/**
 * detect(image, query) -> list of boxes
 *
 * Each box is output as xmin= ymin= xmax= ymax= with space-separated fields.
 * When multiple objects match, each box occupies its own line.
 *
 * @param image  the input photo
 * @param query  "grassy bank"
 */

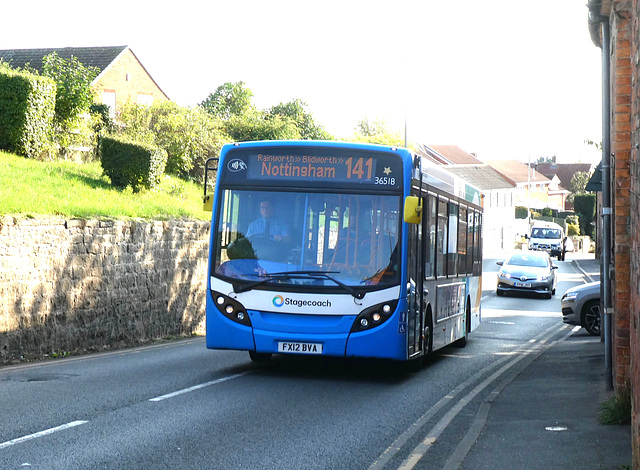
xmin=0 ymin=151 xmax=209 ymax=221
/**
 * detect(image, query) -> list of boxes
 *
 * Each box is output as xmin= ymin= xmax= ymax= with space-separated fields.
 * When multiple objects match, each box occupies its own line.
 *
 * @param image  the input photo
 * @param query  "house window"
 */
xmin=137 ymin=94 xmax=154 ymax=106
xmin=102 ymin=91 xmax=116 ymax=116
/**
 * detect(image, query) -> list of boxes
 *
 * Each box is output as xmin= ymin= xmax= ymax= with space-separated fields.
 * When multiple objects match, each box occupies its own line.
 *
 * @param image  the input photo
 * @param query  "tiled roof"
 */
xmin=445 ymin=164 xmax=515 ymax=190
xmin=428 ymin=145 xmax=483 ymax=164
xmin=535 ymin=162 xmax=593 ymax=189
xmin=485 ymin=159 xmax=550 ymax=185
xmin=417 ymin=144 xmax=483 ymax=165
xmin=0 ymin=46 xmax=128 ymax=73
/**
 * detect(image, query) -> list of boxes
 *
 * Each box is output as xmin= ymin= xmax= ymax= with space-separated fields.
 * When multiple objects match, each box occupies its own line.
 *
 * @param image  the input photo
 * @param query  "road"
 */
xmin=0 ymin=256 xmax=590 ymax=470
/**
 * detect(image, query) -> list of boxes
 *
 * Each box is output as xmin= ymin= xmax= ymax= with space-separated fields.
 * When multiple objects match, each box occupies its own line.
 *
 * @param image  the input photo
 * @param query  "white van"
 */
xmin=526 ymin=221 xmax=568 ymax=261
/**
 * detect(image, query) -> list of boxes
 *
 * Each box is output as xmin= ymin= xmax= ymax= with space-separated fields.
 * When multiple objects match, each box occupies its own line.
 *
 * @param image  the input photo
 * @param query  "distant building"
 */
xmin=0 ymin=46 xmax=169 ymax=115
xmin=534 ymin=160 xmax=593 ymax=210
xmin=484 ymin=159 xmax=558 ymax=211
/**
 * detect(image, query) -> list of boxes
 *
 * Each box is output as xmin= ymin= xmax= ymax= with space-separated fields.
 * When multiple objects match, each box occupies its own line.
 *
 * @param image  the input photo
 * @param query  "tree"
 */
xmin=42 ymin=53 xmax=98 ymax=128
xmin=224 ymin=113 xmax=301 ymax=142
xmin=200 ymin=82 xmax=255 ymax=119
xmin=117 ymin=101 xmax=229 ymax=182
xmin=569 ymin=171 xmax=590 ymax=194
xmin=268 ymin=99 xmax=332 ymax=140
xmin=352 ymin=118 xmax=404 ymax=146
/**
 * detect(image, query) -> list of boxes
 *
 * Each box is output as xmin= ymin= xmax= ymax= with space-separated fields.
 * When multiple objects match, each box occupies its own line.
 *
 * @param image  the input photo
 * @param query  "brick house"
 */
xmin=535 ymin=160 xmax=594 ymax=210
xmin=586 ymin=1 xmax=639 ymax=466
xmin=483 ymin=159 xmax=556 ymax=210
xmin=0 ymin=46 xmax=169 ymax=114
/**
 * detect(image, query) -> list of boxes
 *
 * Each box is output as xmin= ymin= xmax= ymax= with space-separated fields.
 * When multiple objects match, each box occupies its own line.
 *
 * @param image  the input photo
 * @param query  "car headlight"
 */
xmin=537 ymin=275 xmax=550 ymax=281
xmin=562 ymin=291 xmax=578 ymax=302
xmin=498 ymin=271 xmax=511 ymax=279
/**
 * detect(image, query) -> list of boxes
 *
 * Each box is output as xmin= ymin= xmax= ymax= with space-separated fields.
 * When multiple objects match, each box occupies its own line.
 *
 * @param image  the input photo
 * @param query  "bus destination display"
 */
xmin=234 ymin=152 xmax=400 ymax=188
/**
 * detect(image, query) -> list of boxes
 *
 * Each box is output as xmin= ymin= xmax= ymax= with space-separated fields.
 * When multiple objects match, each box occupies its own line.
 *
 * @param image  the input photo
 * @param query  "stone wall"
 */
xmin=0 ymin=217 xmax=210 ymax=363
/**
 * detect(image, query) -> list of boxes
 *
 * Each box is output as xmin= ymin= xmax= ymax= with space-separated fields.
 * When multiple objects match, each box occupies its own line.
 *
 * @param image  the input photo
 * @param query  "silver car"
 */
xmin=496 ymin=250 xmax=558 ymax=299
xmin=560 ymin=281 xmax=601 ymax=336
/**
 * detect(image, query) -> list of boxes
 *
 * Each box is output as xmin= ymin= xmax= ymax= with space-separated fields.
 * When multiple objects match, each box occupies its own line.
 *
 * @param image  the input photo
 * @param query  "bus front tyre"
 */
xmin=249 ymin=351 xmax=272 ymax=363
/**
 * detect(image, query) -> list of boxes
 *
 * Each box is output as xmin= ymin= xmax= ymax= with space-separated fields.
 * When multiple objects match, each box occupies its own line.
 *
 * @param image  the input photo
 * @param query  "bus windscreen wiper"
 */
xmin=233 ymin=272 xmax=295 ymax=293
xmin=233 ymin=270 xmax=364 ymax=299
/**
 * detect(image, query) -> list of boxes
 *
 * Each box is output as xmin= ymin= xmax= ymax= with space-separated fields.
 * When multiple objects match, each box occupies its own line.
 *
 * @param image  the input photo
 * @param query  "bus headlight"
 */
xmin=351 ymin=300 xmax=398 ymax=332
xmin=211 ymin=290 xmax=251 ymax=326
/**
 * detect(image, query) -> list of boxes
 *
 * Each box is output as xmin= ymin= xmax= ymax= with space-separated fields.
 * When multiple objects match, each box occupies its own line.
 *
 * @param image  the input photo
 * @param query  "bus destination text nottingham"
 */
xmin=257 ymin=154 xmax=340 ymax=179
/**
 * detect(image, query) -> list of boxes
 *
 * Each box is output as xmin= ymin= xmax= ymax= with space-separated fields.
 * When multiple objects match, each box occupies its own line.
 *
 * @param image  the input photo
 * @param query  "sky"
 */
xmin=2 ymin=1 xmax=603 ymax=164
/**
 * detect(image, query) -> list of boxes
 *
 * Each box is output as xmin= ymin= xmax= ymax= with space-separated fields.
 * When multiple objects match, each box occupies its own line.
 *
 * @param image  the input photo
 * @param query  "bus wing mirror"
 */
xmin=404 ymin=196 xmax=422 ymax=224
xmin=203 ymin=194 xmax=213 ymax=212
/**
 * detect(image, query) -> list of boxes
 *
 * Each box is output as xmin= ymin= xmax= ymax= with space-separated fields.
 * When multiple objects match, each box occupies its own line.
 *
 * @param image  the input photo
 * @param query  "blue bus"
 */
xmin=203 ymin=141 xmax=483 ymax=364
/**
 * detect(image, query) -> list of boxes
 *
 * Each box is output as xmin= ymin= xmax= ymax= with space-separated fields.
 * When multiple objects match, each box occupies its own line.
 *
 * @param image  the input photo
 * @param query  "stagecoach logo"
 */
xmin=227 ymin=159 xmax=247 ymax=172
xmin=272 ymin=295 xmax=332 ymax=309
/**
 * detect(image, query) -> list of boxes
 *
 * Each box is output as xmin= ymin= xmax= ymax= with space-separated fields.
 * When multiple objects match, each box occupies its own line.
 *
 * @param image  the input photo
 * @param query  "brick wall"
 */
xmin=609 ymin=2 xmax=632 ymax=391
xmin=96 ymin=48 xmax=169 ymax=109
xmin=630 ymin=1 xmax=640 ymax=465
xmin=0 ymin=217 xmax=209 ymax=363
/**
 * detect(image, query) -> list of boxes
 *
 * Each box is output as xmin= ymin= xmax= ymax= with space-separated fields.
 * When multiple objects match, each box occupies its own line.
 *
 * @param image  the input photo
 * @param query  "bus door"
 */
xmin=407 ymin=190 xmax=425 ymax=358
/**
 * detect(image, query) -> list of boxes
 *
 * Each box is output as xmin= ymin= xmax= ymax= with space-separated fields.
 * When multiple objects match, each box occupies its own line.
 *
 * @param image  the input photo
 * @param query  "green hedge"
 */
xmin=574 ymin=193 xmax=596 ymax=238
xmin=0 ymin=66 xmax=56 ymax=158
xmin=99 ymin=136 xmax=167 ymax=192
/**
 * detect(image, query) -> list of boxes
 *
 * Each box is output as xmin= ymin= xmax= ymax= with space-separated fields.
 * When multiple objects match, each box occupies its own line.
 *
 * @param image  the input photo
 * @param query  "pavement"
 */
xmin=457 ymin=253 xmax=631 ymax=470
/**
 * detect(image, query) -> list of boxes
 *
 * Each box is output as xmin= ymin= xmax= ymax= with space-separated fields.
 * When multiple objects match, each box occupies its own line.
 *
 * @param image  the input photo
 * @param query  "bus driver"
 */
xmin=246 ymin=198 xmax=290 ymax=242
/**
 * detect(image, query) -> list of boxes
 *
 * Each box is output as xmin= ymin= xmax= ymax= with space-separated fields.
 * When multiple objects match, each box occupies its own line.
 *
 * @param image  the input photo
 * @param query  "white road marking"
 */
xmin=149 ymin=372 xmax=250 ymax=402
xmin=0 ymin=420 xmax=88 ymax=450
xmin=369 ymin=323 xmax=568 ymax=470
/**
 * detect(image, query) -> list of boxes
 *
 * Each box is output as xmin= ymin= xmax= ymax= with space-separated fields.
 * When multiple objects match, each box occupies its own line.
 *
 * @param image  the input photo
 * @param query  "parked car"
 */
xmin=560 ymin=281 xmax=601 ymax=336
xmin=496 ymin=250 xmax=558 ymax=299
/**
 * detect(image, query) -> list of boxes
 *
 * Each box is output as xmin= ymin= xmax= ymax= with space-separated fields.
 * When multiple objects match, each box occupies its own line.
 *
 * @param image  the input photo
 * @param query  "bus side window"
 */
xmin=467 ymin=210 xmax=474 ymax=274
xmin=457 ymin=206 xmax=467 ymax=275
xmin=436 ymin=199 xmax=448 ymax=278
xmin=425 ymin=195 xmax=436 ymax=279
xmin=447 ymin=202 xmax=458 ymax=277
xmin=473 ymin=212 xmax=482 ymax=275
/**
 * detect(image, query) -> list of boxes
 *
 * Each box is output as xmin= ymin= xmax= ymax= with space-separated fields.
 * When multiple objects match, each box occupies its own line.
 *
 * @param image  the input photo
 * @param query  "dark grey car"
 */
xmin=496 ymin=250 xmax=558 ymax=299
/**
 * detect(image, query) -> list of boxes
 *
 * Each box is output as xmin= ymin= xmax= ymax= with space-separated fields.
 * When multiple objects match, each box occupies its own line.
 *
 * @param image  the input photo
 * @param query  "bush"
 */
xmin=99 ymin=135 xmax=167 ymax=192
xmin=565 ymin=214 xmax=579 ymax=226
xmin=567 ymin=223 xmax=579 ymax=236
xmin=574 ymin=194 xmax=596 ymax=238
xmin=117 ymin=102 xmax=228 ymax=182
xmin=515 ymin=206 xmax=528 ymax=219
xmin=0 ymin=63 xmax=56 ymax=158
xmin=89 ymin=103 xmax=115 ymax=135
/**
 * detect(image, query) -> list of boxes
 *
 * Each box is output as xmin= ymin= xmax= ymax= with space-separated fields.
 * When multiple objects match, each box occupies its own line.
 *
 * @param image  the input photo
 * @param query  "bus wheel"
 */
xmin=249 ymin=351 xmax=272 ymax=363
xmin=423 ymin=308 xmax=434 ymax=363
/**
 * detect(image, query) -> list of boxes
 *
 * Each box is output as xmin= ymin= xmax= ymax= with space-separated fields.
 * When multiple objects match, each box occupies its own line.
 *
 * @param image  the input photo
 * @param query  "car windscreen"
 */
xmin=507 ymin=254 xmax=548 ymax=268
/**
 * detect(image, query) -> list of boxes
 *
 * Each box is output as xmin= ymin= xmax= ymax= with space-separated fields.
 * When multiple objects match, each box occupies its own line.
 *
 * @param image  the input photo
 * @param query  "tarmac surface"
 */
xmin=456 ymin=253 xmax=631 ymax=470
